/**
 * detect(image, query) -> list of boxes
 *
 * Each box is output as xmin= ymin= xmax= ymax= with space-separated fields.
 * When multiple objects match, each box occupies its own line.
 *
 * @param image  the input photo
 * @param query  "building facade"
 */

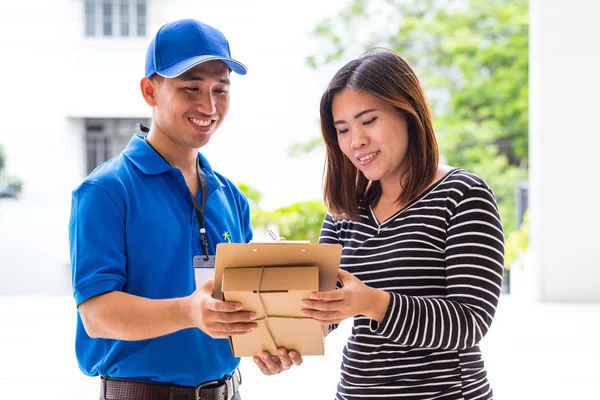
xmin=0 ymin=0 xmax=338 ymax=295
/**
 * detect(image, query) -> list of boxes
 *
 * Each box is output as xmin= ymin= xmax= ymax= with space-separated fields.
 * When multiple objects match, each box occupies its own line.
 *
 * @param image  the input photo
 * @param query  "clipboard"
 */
xmin=212 ymin=242 xmax=343 ymax=301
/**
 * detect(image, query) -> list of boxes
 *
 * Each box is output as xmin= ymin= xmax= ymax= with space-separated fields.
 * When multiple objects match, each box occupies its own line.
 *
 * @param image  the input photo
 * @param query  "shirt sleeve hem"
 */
xmin=369 ymin=292 xmax=403 ymax=337
xmin=74 ymin=279 xmax=124 ymax=307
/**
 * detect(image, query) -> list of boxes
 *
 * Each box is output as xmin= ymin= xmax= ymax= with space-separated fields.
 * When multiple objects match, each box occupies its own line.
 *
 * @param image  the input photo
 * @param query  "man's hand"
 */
xmin=301 ymin=269 xmax=390 ymax=324
xmin=185 ymin=279 xmax=257 ymax=338
xmin=253 ymin=348 xmax=303 ymax=375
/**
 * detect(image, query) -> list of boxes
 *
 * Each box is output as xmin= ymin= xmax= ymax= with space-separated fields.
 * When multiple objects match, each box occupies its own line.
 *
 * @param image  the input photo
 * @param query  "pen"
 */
xmin=267 ymin=229 xmax=280 ymax=242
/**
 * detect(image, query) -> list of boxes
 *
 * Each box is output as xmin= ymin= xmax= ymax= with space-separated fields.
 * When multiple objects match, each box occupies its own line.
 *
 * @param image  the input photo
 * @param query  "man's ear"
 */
xmin=140 ymin=77 xmax=158 ymax=106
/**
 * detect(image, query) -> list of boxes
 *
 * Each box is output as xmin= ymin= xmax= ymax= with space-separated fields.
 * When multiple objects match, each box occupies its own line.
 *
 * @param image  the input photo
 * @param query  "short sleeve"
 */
xmin=69 ymin=182 xmax=127 ymax=307
xmin=318 ymin=213 xmax=339 ymax=245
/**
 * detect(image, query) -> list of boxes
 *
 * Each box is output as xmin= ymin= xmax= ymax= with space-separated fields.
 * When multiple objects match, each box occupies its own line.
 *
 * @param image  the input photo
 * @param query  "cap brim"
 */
xmin=156 ymin=55 xmax=247 ymax=78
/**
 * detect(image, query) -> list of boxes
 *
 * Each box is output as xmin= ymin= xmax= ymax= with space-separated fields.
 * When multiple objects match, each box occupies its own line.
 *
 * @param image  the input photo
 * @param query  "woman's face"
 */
xmin=332 ymin=88 xmax=409 ymax=191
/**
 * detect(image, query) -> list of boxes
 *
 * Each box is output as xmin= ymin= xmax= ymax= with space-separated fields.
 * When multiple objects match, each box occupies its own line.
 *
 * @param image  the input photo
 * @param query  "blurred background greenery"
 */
xmin=238 ymin=0 xmax=530 ymax=283
xmin=0 ymin=0 xmax=529 ymax=283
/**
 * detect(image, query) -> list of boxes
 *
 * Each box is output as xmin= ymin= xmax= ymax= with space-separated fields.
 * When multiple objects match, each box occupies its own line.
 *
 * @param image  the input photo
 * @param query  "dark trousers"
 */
xmin=100 ymin=392 xmax=241 ymax=400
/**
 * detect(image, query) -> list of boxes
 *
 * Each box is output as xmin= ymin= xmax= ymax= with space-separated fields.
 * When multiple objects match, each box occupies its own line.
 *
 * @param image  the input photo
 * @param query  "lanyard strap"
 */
xmin=142 ymin=135 xmax=210 ymax=260
xmin=191 ymin=157 xmax=210 ymax=261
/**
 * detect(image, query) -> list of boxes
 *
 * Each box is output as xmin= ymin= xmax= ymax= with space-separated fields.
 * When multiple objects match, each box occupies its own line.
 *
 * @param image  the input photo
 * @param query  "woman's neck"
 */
xmin=379 ymin=177 xmax=403 ymax=204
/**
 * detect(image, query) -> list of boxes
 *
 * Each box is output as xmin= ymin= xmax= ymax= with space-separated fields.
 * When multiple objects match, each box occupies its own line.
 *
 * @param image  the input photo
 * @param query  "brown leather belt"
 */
xmin=100 ymin=369 xmax=242 ymax=400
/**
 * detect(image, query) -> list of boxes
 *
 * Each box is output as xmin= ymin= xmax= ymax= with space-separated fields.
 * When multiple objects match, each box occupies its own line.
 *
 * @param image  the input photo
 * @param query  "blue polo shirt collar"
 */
xmin=123 ymin=135 xmax=225 ymax=191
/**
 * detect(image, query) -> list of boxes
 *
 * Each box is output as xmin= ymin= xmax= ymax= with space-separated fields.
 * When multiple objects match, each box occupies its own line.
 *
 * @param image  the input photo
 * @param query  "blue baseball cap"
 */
xmin=145 ymin=19 xmax=247 ymax=78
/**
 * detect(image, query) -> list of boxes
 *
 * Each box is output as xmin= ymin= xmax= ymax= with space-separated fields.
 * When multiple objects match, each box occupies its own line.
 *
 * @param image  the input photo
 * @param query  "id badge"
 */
xmin=193 ymin=255 xmax=216 ymax=288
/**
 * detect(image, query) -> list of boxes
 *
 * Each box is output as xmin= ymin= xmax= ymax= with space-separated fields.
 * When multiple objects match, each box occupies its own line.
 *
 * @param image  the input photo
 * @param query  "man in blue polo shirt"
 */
xmin=68 ymin=19 xmax=302 ymax=400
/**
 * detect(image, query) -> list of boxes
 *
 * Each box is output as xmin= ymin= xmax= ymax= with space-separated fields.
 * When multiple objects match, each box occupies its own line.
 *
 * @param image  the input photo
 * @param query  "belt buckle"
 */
xmin=194 ymin=370 xmax=239 ymax=400
xmin=194 ymin=379 xmax=219 ymax=400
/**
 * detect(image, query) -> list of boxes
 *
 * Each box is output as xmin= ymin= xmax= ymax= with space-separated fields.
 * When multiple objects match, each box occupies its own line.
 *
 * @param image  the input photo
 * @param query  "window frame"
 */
xmin=84 ymin=118 xmax=150 ymax=174
xmin=84 ymin=0 xmax=147 ymax=38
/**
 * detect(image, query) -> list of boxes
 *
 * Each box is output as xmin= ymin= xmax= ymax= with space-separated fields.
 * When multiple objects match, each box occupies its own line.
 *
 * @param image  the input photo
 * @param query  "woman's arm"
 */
xmin=369 ymin=185 xmax=504 ymax=349
xmin=304 ymin=185 xmax=504 ymax=350
xmin=317 ymin=213 xmax=343 ymax=333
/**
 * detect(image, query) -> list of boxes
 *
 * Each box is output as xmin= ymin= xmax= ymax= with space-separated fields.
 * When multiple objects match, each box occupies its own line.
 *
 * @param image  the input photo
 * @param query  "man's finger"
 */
xmin=206 ymin=298 xmax=243 ymax=313
xmin=211 ymin=310 xmax=257 ymax=323
xmin=259 ymin=352 xmax=281 ymax=374
xmin=277 ymin=348 xmax=293 ymax=370
xmin=288 ymin=350 xmax=303 ymax=366
xmin=202 ymin=279 xmax=215 ymax=294
xmin=253 ymin=357 xmax=274 ymax=375
xmin=209 ymin=322 xmax=257 ymax=335
xmin=205 ymin=332 xmax=237 ymax=339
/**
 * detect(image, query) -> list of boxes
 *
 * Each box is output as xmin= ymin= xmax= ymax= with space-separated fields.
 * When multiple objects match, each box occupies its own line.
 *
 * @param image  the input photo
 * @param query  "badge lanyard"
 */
xmin=190 ymin=158 xmax=210 ymax=261
xmin=140 ymin=130 xmax=211 ymax=262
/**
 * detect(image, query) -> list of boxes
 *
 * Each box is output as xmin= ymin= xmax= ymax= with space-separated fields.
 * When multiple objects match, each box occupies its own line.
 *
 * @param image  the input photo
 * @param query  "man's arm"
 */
xmin=79 ymin=291 xmax=190 ymax=340
xmin=71 ymin=182 xmax=256 ymax=341
xmin=79 ymin=279 xmax=257 ymax=341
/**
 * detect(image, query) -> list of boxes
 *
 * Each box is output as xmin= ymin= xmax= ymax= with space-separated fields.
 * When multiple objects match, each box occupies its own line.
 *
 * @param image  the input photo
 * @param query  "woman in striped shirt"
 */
xmin=301 ymin=48 xmax=504 ymax=400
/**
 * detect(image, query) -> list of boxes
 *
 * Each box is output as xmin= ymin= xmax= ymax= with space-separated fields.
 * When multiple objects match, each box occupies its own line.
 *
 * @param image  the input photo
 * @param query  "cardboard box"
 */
xmin=222 ymin=265 xmax=323 ymax=357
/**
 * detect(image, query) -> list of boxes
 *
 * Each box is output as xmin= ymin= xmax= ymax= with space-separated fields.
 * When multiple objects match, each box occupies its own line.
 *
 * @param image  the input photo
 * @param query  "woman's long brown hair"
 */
xmin=320 ymin=48 xmax=439 ymax=220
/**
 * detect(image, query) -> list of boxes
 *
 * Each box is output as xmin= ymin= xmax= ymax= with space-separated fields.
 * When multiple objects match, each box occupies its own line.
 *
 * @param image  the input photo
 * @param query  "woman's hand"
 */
xmin=301 ymin=269 xmax=390 ymax=324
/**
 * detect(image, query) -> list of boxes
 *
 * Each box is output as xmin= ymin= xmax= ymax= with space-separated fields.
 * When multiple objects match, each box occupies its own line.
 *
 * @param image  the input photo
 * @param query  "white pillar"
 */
xmin=529 ymin=0 xmax=600 ymax=301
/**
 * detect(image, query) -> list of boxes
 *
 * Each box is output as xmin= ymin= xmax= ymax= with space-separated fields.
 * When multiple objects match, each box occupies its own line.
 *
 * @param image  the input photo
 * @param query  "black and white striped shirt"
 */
xmin=319 ymin=169 xmax=504 ymax=400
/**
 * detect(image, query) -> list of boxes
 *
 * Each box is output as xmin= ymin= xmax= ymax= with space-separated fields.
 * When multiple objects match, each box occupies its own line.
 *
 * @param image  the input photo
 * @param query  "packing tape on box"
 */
xmin=255 ymin=266 xmax=312 ymax=351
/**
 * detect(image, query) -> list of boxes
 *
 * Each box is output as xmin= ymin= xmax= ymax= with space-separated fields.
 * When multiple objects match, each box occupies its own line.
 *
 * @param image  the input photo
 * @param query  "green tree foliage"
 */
xmin=305 ymin=0 xmax=529 ymax=237
xmin=237 ymin=183 xmax=327 ymax=242
xmin=236 ymin=183 xmax=264 ymax=220
xmin=268 ymin=201 xmax=327 ymax=243
xmin=504 ymin=210 xmax=529 ymax=270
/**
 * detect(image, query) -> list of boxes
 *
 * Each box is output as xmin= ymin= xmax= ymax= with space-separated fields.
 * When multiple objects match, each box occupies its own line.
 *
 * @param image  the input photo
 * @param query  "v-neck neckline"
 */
xmin=368 ymin=168 xmax=462 ymax=227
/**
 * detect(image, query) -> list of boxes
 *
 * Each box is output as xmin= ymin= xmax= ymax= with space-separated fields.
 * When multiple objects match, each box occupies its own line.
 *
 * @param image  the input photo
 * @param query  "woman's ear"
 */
xmin=140 ymin=77 xmax=157 ymax=106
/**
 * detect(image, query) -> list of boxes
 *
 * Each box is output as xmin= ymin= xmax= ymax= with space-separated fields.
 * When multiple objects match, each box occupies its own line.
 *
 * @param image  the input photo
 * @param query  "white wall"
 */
xmin=0 ymin=0 xmax=349 ymax=294
xmin=0 ymin=0 xmax=350 ymax=206
xmin=529 ymin=0 xmax=600 ymax=301
xmin=1 ymin=1 xmax=85 ymax=200
xmin=0 ymin=1 xmax=155 ymax=294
